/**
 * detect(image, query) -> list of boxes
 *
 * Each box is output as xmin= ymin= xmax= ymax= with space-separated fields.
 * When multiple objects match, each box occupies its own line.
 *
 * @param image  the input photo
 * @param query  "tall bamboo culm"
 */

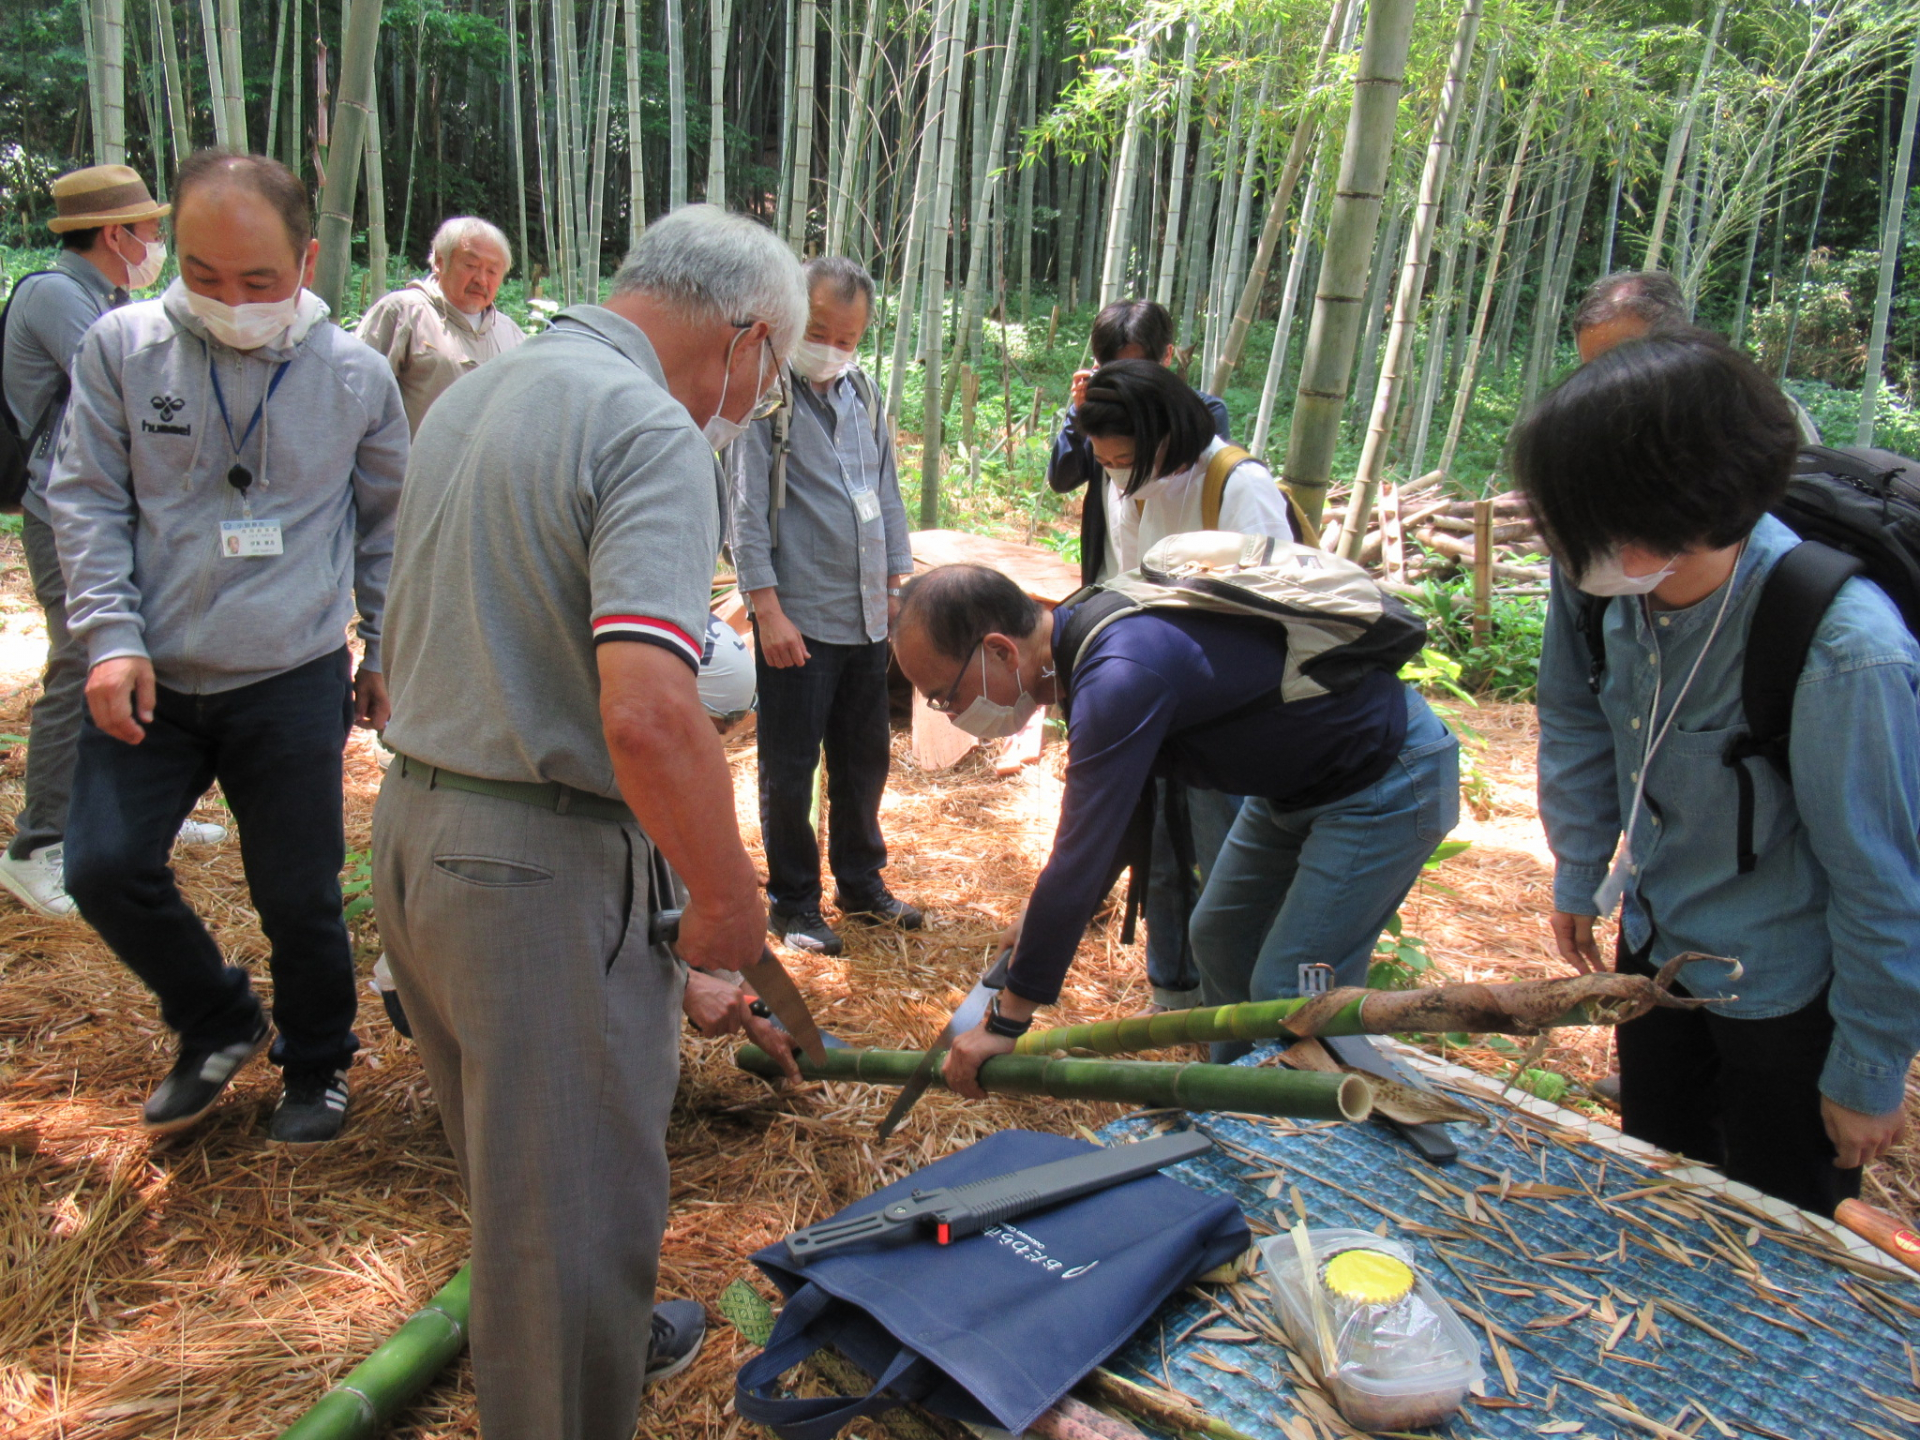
xmin=1858 ymin=28 xmax=1920 ymax=446
xmin=1281 ymin=0 xmax=1417 ymax=531
xmin=1333 ymin=0 xmax=1484 ymax=557
xmin=313 ymin=0 xmax=383 ymax=312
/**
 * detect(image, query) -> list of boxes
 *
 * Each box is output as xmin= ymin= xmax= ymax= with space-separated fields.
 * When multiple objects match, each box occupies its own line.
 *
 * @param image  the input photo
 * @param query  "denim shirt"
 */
xmin=1537 ymin=514 xmax=1920 ymax=1114
xmin=727 ymin=367 xmax=913 ymax=645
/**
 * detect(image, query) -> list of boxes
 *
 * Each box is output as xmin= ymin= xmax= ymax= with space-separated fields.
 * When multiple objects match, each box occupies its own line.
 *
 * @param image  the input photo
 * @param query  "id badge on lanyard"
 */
xmin=1590 ymin=560 xmax=1742 ymax=916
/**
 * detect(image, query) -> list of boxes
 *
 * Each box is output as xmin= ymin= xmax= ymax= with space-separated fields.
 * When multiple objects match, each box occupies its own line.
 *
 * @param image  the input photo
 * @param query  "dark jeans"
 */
xmin=1616 ymin=939 xmax=1859 ymax=1216
xmin=755 ymin=632 xmax=891 ymax=911
xmin=64 ymin=647 xmax=360 ymax=1072
xmin=1143 ymin=783 xmax=1243 ymax=1005
xmin=9 ymin=509 xmax=88 ymax=858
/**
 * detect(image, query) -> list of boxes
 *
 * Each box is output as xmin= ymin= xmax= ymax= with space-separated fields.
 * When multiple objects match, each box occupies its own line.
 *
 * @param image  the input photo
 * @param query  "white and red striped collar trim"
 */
xmin=592 ymin=615 xmax=702 ymax=669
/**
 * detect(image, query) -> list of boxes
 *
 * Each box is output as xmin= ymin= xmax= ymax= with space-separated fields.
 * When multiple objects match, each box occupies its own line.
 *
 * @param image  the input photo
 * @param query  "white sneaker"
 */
xmin=175 ymin=819 xmax=228 ymax=847
xmin=0 ymin=844 xmax=78 ymax=918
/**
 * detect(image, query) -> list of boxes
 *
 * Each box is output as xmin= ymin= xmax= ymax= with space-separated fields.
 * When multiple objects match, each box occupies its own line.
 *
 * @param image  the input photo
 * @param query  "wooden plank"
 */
xmin=911 ymin=685 xmax=978 ymax=771
xmin=910 ymin=528 xmax=1083 ymax=603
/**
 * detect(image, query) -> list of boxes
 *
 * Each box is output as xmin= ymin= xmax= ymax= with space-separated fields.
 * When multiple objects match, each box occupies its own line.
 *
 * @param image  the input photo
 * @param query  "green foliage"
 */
xmin=341 ymin=848 xmax=375 ymax=923
xmin=1751 ymin=244 xmax=1878 ymax=387
xmin=1792 ymin=375 xmax=1920 ymax=457
xmin=1408 ymin=575 xmax=1547 ymax=703
xmin=1367 ymin=838 xmax=1469 ymax=991
xmin=1513 ymin=1067 xmax=1569 ymax=1103
xmin=1369 ymin=911 xmax=1435 ymax=991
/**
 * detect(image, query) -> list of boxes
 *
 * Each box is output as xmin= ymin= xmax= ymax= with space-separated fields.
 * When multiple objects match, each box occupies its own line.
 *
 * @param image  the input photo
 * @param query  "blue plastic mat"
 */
xmin=1095 ymin=1047 xmax=1920 ymax=1440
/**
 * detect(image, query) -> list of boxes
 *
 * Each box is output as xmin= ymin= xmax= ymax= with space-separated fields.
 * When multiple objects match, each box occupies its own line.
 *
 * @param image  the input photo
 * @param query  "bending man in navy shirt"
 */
xmin=891 ymin=563 xmax=1460 ymax=1092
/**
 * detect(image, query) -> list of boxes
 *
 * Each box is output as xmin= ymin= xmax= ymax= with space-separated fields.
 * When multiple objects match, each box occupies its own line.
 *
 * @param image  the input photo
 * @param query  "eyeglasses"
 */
xmin=926 ymin=639 xmax=982 ymax=715
xmin=728 ymin=319 xmax=788 ymax=422
xmin=750 ymin=363 xmax=789 ymax=421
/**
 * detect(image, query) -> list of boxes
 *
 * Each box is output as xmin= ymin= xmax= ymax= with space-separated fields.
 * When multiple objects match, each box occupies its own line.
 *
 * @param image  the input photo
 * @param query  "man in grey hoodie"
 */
xmin=47 ymin=150 xmax=408 ymax=1145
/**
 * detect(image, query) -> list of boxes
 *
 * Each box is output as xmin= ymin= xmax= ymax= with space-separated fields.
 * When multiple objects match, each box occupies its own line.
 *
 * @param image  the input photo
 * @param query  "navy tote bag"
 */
xmin=735 ymin=1128 xmax=1248 ymax=1439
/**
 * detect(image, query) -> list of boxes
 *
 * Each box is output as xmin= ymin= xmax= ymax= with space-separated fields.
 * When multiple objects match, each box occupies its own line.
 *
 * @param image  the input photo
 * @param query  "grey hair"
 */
xmin=1572 ymin=270 xmax=1688 ymax=335
xmin=431 ymin=215 xmax=513 ymax=272
xmin=803 ymin=255 xmax=875 ymax=312
xmin=609 ymin=205 xmax=809 ymax=358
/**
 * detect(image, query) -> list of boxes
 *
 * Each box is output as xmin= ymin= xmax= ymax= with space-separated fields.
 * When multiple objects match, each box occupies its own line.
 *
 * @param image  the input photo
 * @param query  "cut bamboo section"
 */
xmin=733 ymin=1046 xmax=1372 ymax=1122
xmin=1013 ymin=958 xmax=1741 ymax=1059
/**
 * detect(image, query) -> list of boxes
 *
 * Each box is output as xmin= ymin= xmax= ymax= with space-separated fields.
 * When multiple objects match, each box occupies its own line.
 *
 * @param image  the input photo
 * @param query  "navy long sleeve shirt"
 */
xmin=1006 ymin=604 xmax=1409 ymax=1005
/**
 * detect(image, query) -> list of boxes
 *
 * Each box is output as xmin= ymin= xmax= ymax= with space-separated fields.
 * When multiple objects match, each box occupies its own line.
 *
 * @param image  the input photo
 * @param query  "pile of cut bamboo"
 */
xmin=1352 ymin=481 xmax=1550 ymax=590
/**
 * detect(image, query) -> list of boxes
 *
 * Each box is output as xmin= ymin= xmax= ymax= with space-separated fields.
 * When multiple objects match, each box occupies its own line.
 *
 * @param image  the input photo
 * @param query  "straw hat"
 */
xmin=47 ymin=164 xmax=171 ymax=233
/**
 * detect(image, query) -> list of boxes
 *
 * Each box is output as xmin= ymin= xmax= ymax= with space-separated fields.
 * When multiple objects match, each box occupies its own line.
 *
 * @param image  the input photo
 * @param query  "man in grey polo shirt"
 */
xmin=0 ymin=163 xmax=225 ymax=919
xmin=373 ymin=206 xmax=807 ymax=1440
xmin=729 ymin=256 xmax=920 ymax=956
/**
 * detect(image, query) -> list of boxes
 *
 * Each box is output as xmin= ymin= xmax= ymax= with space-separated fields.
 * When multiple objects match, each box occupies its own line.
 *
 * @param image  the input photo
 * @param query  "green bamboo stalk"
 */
xmin=734 ymin=1045 xmax=1370 ymax=1121
xmin=277 ymin=1267 xmax=470 ymax=1440
xmin=1013 ymin=993 xmax=1644 ymax=1059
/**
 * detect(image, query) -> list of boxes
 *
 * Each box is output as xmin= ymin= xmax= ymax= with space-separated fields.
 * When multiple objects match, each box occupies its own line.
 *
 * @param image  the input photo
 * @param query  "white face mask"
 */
xmin=1102 ymin=464 xmax=1133 ymax=491
xmin=1575 ymin=546 xmax=1680 ymax=597
xmin=120 ymin=236 xmax=167 ymax=291
xmin=951 ymin=646 xmax=1040 ymax=740
xmin=704 ymin=327 xmax=771 ymax=450
xmin=186 ymin=289 xmax=303 ymax=350
xmin=791 ymin=339 xmax=857 ymax=384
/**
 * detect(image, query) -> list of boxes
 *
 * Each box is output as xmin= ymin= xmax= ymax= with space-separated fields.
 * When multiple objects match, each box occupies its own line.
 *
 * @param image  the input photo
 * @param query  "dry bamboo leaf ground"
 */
xmin=1 ymin=538 xmax=1916 ymax=1438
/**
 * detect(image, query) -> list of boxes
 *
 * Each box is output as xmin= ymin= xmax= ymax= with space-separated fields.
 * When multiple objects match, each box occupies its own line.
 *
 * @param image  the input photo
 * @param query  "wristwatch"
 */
xmin=983 ymin=990 xmax=1033 ymax=1038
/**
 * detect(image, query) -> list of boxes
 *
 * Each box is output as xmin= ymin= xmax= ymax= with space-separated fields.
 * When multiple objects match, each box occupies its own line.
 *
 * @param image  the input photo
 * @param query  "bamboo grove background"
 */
xmin=3 ymin=0 xmax=1919 ymax=523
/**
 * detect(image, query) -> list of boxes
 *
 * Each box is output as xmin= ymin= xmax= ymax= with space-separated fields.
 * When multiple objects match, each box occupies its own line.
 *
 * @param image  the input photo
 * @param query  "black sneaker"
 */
xmin=835 ymin=889 xmax=925 ymax=931
xmin=142 ymin=1023 xmax=270 ymax=1133
xmin=769 ymin=905 xmax=844 ymax=956
xmin=645 ymin=1299 xmax=707 ymax=1387
xmin=269 ymin=1066 xmax=351 ymax=1145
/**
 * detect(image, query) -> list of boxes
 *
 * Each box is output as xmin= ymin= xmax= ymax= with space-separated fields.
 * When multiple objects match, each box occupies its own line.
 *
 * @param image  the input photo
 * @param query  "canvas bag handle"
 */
xmin=735 ymin=1282 xmax=945 ymax=1440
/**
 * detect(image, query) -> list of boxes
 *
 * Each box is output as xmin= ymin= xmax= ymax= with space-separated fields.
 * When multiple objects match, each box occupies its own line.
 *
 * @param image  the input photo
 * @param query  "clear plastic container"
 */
xmin=1259 ymin=1229 xmax=1483 ymax=1432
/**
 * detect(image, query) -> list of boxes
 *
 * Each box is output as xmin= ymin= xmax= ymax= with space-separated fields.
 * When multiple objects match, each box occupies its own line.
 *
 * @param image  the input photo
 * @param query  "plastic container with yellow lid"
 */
xmin=1259 ymin=1228 xmax=1482 ymax=1431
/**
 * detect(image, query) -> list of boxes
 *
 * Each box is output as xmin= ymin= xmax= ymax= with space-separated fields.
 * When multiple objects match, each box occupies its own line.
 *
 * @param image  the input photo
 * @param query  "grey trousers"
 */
xmin=372 ymin=763 xmax=685 ymax=1440
xmin=10 ymin=508 xmax=88 ymax=859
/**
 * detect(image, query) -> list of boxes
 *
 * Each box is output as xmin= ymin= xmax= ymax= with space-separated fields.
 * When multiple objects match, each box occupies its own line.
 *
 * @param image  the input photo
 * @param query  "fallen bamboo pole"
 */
xmin=278 ymin=1267 xmax=470 ymax=1439
xmin=1012 ymin=958 xmax=1741 ymax=1059
xmin=733 ymin=1045 xmax=1371 ymax=1121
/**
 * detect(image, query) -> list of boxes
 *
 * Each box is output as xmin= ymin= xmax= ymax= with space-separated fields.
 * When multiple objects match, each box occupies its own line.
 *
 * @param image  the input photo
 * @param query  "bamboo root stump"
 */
xmin=732 ymin=1045 xmax=1372 ymax=1121
xmin=1011 ymin=955 xmax=1742 ymax=1059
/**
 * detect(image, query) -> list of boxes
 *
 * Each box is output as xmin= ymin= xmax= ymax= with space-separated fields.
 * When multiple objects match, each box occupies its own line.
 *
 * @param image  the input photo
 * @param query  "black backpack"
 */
xmin=0 ymin=269 xmax=81 ymax=513
xmin=1580 ymin=444 xmax=1920 ymax=874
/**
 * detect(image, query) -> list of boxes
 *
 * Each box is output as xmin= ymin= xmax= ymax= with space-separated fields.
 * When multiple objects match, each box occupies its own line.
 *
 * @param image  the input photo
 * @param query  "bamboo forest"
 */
xmin=4 ymin=0 xmax=1918 ymax=549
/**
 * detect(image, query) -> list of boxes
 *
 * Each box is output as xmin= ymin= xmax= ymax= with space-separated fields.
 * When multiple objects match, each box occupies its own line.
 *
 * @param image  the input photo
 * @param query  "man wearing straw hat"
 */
xmin=0 ymin=164 xmax=227 ymax=921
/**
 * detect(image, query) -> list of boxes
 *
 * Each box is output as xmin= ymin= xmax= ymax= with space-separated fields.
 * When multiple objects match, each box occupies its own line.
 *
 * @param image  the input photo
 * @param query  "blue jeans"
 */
xmin=1190 ymin=692 xmax=1458 ymax=1039
xmin=755 ymin=632 xmax=892 ymax=911
xmin=63 ymin=647 xmax=360 ymax=1071
xmin=8 ymin=509 xmax=88 ymax=858
xmin=1144 ymin=783 xmax=1243 ymax=1006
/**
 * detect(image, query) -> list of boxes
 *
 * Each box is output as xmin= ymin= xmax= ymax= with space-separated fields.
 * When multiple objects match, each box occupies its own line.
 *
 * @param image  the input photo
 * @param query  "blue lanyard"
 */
xmin=207 ymin=355 xmax=291 ymax=460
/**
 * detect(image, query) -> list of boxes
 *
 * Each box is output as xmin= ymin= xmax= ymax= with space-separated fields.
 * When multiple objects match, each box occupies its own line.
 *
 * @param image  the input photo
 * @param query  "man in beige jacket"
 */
xmin=356 ymin=216 xmax=526 ymax=434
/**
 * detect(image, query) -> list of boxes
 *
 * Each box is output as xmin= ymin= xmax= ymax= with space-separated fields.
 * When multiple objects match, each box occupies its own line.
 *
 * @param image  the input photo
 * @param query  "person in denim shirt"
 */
xmin=1523 ymin=328 xmax=1920 ymax=1215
